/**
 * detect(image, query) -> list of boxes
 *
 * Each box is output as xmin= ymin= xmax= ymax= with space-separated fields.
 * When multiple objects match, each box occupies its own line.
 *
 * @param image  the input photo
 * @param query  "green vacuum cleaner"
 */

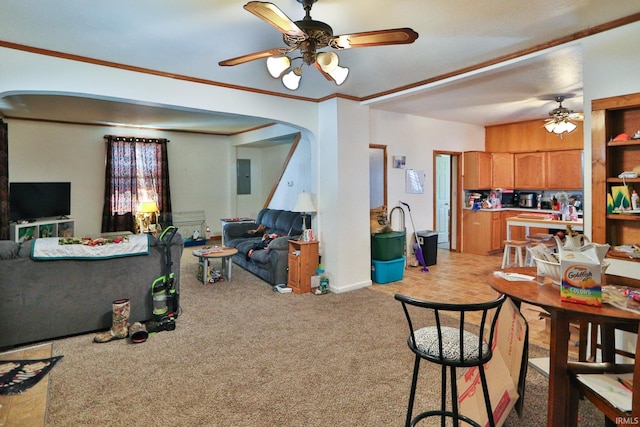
xmin=147 ymin=226 xmax=180 ymax=333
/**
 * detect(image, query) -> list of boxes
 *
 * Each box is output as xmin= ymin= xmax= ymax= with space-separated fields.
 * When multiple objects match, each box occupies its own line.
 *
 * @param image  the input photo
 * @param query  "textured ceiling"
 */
xmin=1 ymin=0 xmax=639 ymax=132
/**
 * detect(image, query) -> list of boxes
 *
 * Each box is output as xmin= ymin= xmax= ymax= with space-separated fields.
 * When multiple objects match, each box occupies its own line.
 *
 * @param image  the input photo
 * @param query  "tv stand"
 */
xmin=10 ymin=217 xmax=74 ymax=242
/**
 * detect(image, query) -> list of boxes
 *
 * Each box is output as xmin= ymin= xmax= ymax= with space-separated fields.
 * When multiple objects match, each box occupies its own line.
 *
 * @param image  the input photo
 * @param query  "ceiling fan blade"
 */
xmin=569 ymin=112 xmax=584 ymax=121
xmin=219 ymin=48 xmax=286 ymax=66
xmin=244 ymin=1 xmax=306 ymax=38
xmin=331 ymin=28 xmax=418 ymax=49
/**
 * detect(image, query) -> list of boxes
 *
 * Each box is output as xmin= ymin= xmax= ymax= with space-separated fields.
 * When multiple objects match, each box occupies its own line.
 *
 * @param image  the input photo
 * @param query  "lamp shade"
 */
xmin=328 ymin=65 xmax=349 ymax=85
xmin=267 ymin=56 xmax=291 ymax=78
xmin=293 ymin=192 xmax=316 ymax=213
xmin=282 ymin=68 xmax=302 ymax=90
xmin=138 ymin=200 xmax=159 ymax=213
xmin=317 ymin=52 xmax=339 ymax=73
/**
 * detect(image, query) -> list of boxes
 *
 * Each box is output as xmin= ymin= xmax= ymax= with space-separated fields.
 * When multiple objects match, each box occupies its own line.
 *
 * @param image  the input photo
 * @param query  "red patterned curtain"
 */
xmin=101 ymin=136 xmax=172 ymax=233
xmin=0 ymin=119 xmax=8 ymax=240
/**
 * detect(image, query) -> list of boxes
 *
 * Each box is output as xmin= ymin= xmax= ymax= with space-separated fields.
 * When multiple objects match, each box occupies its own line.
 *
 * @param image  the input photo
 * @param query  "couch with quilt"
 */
xmin=222 ymin=209 xmax=307 ymax=286
xmin=0 ymin=231 xmax=183 ymax=349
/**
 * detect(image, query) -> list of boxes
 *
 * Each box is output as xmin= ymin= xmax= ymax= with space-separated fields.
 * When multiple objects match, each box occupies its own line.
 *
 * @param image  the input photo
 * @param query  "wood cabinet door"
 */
xmin=464 ymin=151 xmax=492 ymax=189
xmin=514 ymin=152 xmax=546 ymax=189
xmin=463 ymin=210 xmax=491 ymax=255
xmin=490 ymin=212 xmax=502 ymax=251
xmin=492 ymin=152 xmax=514 ymax=188
xmin=546 ymin=150 xmax=583 ymax=189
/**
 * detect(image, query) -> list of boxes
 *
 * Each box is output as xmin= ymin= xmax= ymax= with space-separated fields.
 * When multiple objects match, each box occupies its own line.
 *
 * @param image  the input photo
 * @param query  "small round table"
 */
xmin=192 ymin=246 xmax=238 ymax=284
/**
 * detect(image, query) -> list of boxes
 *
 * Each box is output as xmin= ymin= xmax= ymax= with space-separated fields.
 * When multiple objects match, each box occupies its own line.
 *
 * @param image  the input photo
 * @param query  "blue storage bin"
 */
xmin=371 ymin=256 xmax=406 ymax=284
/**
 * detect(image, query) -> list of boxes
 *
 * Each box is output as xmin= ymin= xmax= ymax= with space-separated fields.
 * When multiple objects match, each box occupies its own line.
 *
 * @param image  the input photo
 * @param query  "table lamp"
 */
xmin=293 ymin=191 xmax=316 ymax=239
xmin=137 ymin=200 xmax=159 ymax=233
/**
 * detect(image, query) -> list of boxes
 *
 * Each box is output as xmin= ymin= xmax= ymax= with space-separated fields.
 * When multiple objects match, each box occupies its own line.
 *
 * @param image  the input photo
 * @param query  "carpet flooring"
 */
xmin=43 ymin=252 xmax=604 ymax=426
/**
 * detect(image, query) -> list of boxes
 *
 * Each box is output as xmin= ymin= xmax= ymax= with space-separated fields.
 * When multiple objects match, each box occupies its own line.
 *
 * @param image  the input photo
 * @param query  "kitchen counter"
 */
xmin=505 ymin=216 xmax=583 ymax=240
xmin=463 ymin=206 xmax=583 ymax=216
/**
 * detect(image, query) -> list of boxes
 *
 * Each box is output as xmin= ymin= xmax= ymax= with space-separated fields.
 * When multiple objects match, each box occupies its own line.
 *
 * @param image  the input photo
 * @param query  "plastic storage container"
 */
xmin=371 ymin=257 xmax=406 ymax=284
xmin=416 ymin=230 xmax=439 ymax=266
xmin=371 ymin=231 xmax=406 ymax=261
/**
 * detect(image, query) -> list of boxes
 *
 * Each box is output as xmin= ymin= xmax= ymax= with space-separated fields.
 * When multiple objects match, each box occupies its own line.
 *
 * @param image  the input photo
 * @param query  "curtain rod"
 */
xmin=104 ymin=135 xmax=169 ymax=143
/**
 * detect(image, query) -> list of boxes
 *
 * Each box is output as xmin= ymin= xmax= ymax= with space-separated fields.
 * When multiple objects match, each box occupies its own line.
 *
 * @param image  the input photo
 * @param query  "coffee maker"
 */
xmin=519 ymin=192 xmax=535 ymax=208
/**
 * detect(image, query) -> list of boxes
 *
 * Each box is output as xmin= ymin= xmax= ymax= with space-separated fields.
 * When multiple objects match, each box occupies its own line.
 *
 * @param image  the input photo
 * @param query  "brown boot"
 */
xmin=94 ymin=299 xmax=130 ymax=343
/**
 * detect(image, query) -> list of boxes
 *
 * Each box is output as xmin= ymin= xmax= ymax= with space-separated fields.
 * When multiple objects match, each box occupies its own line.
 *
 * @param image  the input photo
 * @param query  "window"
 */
xmin=101 ymin=136 xmax=172 ymax=232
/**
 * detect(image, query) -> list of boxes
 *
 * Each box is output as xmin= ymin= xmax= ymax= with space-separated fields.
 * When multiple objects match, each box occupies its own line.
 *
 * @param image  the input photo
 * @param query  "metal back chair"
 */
xmin=395 ymin=293 xmax=507 ymax=427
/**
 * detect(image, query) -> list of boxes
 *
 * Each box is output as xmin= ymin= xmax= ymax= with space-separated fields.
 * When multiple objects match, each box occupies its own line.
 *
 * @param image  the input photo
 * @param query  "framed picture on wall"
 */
xmin=393 ymin=155 xmax=406 ymax=169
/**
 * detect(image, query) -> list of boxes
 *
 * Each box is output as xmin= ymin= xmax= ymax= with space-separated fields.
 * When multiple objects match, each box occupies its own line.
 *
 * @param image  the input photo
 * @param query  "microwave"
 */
xmin=500 ymin=191 xmax=519 ymax=207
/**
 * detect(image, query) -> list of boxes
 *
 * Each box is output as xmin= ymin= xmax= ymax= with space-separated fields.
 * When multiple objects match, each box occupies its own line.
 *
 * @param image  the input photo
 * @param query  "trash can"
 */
xmin=416 ymin=230 xmax=438 ymax=266
xmin=371 ymin=231 xmax=406 ymax=261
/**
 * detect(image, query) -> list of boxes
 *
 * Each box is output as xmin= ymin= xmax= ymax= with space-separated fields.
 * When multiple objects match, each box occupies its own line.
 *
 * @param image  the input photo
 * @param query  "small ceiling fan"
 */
xmin=219 ymin=0 xmax=419 ymax=90
xmin=544 ymin=95 xmax=583 ymax=135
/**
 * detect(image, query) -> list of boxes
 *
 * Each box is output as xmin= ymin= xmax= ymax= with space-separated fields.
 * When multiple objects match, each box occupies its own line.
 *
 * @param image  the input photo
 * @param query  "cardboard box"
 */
xmin=457 ymin=298 xmax=528 ymax=427
xmin=560 ymin=245 xmax=602 ymax=306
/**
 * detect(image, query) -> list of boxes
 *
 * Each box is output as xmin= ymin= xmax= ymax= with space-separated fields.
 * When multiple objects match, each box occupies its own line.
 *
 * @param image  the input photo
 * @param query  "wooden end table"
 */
xmin=192 ymin=246 xmax=238 ymax=284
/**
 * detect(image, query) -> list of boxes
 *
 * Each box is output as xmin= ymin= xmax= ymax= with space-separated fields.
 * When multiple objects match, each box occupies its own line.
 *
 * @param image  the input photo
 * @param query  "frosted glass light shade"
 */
xmin=266 ymin=56 xmax=291 ymax=78
xmin=328 ymin=65 xmax=349 ymax=85
xmin=317 ymin=52 xmax=339 ymax=73
xmin=282 ymin=68 xmax=302 ymax=90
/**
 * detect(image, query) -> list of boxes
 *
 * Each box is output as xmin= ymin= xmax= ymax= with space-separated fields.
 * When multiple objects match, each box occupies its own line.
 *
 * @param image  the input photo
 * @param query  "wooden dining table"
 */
xmin=488 ymin=267 xmax=640 ymax=427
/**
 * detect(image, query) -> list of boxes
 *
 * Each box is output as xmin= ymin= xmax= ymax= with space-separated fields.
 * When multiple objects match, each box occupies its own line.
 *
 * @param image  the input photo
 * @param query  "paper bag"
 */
xmin=457 ymin=297 xmax=527 ymax=426
xmin=457 ymin=349 xmax=519 ymax=427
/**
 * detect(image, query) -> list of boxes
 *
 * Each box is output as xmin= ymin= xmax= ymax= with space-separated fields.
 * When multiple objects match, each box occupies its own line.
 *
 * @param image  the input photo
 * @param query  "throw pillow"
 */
xmin=0 ymin=241 xmax=20 ymax=260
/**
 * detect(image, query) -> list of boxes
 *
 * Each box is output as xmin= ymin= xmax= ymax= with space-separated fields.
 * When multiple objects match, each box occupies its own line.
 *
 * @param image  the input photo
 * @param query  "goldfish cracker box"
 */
xmin=560 ymin=244 xmax=602 ymax=306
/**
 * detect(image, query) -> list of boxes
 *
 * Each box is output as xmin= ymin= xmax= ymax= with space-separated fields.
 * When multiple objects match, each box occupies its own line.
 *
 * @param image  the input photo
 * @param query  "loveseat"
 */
xmin=0 ymin=232 xmax=183 ymax=349
xmin=223 ymin=209 xmax=307 ymax=285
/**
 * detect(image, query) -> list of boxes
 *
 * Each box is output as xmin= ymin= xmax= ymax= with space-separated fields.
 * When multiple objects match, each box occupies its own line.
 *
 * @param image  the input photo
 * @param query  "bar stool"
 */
xmin=501 ymin=240 xmax=529 ymax=269
xmin=395 ymin=293 xmax=507 ymax=427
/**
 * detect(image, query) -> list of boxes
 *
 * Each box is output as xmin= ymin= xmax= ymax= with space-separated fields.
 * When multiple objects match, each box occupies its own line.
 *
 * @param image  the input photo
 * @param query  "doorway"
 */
xmin=434 ymin=151 xmax=461 ymax=251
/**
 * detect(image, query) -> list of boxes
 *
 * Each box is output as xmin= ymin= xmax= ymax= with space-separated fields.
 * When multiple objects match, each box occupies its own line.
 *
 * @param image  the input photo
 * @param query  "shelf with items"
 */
xmin=10 ymin=218 xmax=75 ymax=243
xmin=592 ymin=92 xmax=640 ymax=254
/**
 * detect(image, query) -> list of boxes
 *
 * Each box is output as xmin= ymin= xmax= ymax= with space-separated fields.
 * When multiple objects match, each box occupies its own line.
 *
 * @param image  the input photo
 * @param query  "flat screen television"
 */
xmin=9 ymin=182 xmax=71 ymax=222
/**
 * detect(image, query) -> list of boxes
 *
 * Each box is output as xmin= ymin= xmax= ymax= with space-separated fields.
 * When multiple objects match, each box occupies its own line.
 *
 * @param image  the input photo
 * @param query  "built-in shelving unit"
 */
xmin=592 ymin=92 xmax=640 ymax=261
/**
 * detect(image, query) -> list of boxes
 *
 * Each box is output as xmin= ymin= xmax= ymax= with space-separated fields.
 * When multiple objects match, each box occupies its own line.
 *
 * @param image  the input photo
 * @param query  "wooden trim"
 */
xmin=592 ymin=92 xmax=640 ymax=111
xmin=263 ymin=133 xmax=300 ymax=209
xmin=369 ymin=144 xmax=388 ymax=209
xmin=361 ymin=13 xmax=640 ymax=102
xmin=2 ymin=12 xmax=640 ymax=104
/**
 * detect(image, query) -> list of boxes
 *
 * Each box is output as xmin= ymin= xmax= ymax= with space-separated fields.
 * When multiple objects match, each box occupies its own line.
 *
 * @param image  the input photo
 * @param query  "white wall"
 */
xmin=7 ymin=119 xmax=233 ymax=236
xmin=582 ymin=20 xmax=640 ymax=279
xmin=369 ymin=109 xmax=485 ymax=255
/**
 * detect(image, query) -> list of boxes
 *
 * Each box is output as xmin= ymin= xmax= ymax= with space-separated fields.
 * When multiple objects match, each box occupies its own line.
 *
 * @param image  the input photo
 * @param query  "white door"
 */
xmin=435 ymin=154 xmax=451 ymax=245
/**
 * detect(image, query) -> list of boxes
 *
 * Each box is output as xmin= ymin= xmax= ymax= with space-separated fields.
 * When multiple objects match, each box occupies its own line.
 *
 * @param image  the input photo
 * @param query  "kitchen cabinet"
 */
xmin=463 ymin=151 xmax=492 ymax=189
xmin=545 ymin=150 xmax=583 ymax=189
xmin=491 ymin=152 xmax=514 ymax=188
xmin=514 ymin=152 xmax=546 ymax=189
xmin=463 ymin=210 xmax=501 ymax=255
xmin=592 ymin=92 xmax=640 ymax=252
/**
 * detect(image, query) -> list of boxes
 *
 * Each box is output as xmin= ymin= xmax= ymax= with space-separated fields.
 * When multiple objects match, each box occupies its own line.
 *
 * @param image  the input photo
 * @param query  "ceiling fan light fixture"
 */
xmin=282 ymin=67 xmax=302 ymax=90
xmin=266 ymin=56 xmax=291 ymax=78
xmin=545 ymin=95 xmax=579 ymax=136
xmin=316 ymin=51 xmax=339 ymax=73
xmin=328 ymin=65 xmax=349 ymax=85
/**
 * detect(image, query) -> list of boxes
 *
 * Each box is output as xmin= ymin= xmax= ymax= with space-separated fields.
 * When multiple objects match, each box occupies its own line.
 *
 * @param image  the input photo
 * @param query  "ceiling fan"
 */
xmin=544 ymin=95 xmax=583 ymax=135
xmin=219 ymin=0 xmax=419 ymax=90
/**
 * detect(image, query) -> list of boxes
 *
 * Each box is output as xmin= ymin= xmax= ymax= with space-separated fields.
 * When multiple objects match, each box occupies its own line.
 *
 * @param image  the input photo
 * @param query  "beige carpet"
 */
xmin=45 ymin=253 xmax=603 ymax=426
